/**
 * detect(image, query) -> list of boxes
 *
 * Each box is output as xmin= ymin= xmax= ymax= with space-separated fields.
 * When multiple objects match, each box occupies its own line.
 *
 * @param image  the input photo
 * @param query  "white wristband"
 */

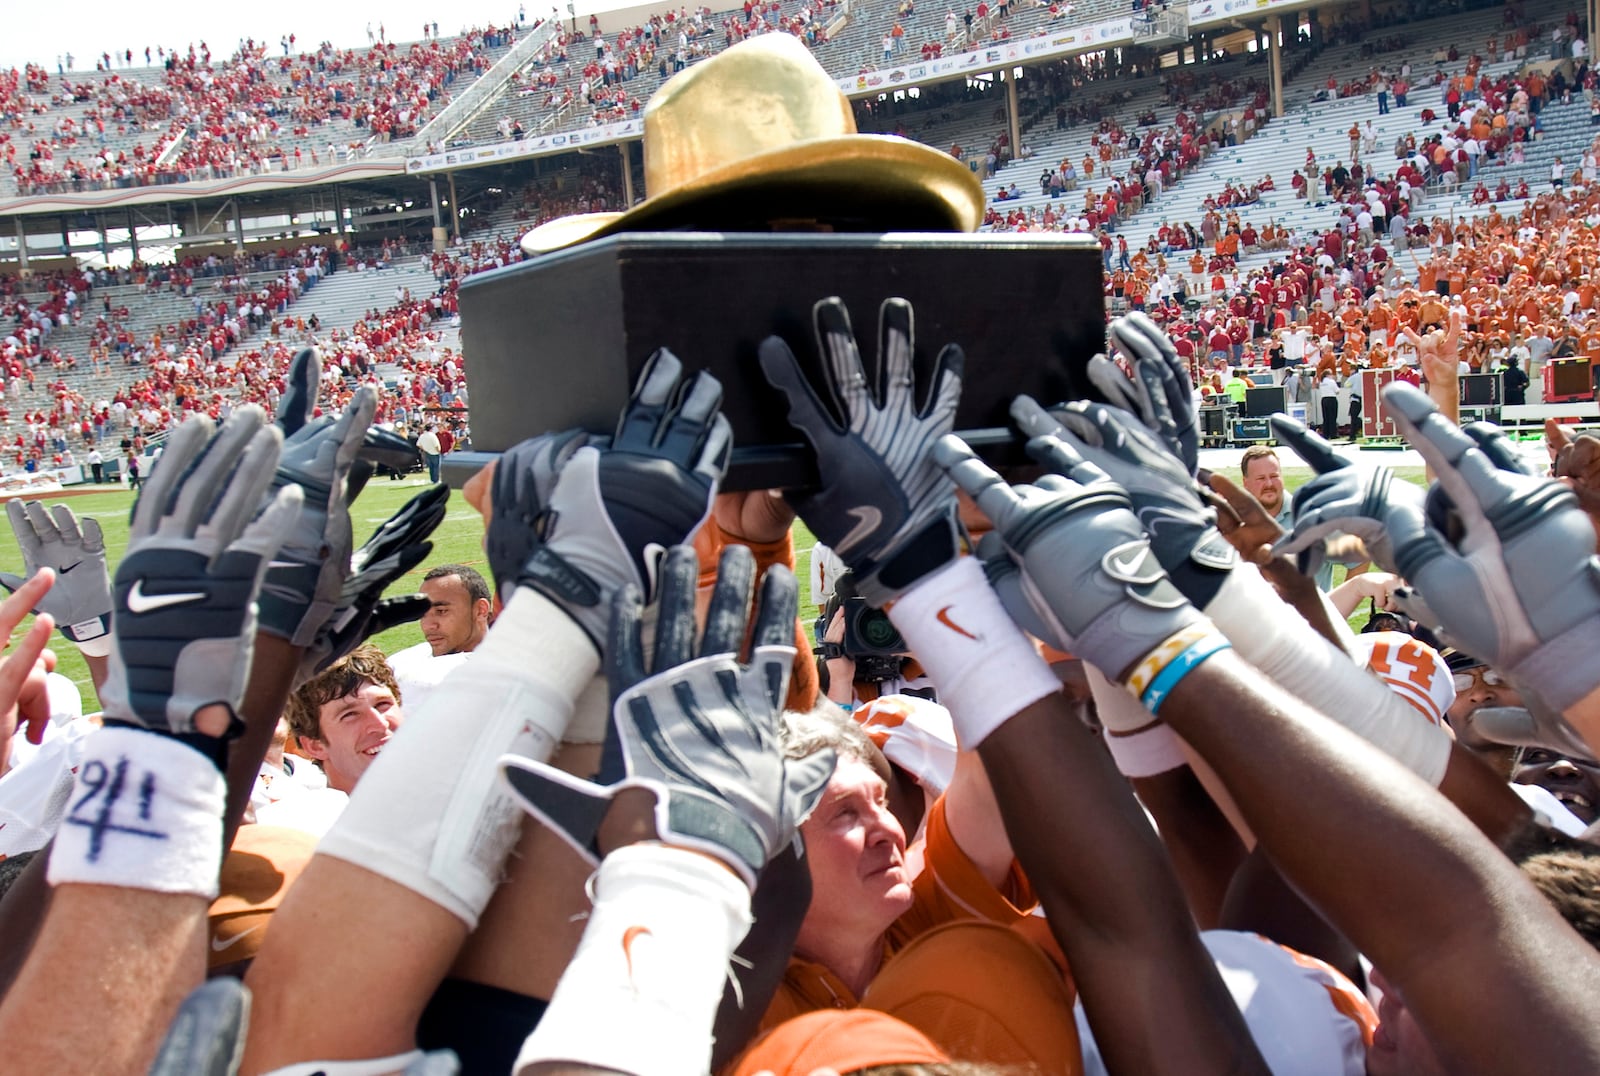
xmin=1085 ymin=663 xmax=1187 ymax=777
xmin=1105 ymin=724 xmax=1192 ymax=778
xmin=516 ymin=844 xmax=751 ymax=1076
xmin=69 ymin=620 xmax=113 ymax=659
xmin=47 ymin=726 xmax=225 ymax=899
xmin=888 ymin=557 xmax=1062 ymax=749
xmin=1203 ymin=563 xmax=1451 ymax=786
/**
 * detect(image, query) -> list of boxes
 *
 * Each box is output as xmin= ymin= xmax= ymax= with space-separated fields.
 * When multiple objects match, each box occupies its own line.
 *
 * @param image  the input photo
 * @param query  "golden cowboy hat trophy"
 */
xmin=520 ymin=33 xmax=986 ymax=253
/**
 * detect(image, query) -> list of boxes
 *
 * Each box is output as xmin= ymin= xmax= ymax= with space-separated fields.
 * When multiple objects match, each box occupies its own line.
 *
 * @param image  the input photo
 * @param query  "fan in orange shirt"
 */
xmin=1415 ymin=258 xmax=1439 ymax=294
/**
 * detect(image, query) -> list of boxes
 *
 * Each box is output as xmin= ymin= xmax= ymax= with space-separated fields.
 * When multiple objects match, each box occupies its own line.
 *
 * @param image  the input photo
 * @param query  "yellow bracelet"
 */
xmin=1125 ymin=622 xmax=1216 ymax=698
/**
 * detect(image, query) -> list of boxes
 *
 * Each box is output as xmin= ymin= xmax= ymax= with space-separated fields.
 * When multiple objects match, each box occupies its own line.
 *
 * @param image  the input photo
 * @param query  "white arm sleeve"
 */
xmin=316 ymin=588 xmax=600 ymax=928
xmin=1202 ymin=564 xmax=1452 ymax=787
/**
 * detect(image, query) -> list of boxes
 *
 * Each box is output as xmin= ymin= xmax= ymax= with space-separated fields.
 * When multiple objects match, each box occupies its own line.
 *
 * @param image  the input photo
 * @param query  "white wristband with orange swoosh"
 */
xmin=888 ymin=556 xmax=1062 ymax=749
xmin=516 ymin=843 xmax=750 ymax=1076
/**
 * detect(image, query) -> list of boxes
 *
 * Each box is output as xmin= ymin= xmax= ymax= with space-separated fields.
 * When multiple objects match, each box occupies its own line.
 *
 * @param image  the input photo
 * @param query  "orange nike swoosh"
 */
xmin=622 ymin=925 xmax=652 ymax=983
xmin=936 ymin=605 xmax=978 ymax=640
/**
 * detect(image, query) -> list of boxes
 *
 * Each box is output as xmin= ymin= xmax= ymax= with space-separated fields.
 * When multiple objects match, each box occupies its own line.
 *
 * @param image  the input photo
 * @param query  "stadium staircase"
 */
xmin=281 ymin=261 xmax=440 ymax=334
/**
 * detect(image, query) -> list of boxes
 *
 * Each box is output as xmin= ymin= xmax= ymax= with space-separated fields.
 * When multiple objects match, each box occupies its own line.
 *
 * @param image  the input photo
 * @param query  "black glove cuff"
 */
xmin=870 ymin=514 xmax=964 ymax=598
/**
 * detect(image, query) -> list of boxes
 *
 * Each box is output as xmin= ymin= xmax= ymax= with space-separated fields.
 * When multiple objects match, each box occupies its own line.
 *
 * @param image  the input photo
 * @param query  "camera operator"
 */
xmin=815 ymin=571 xmax=937 ymax=707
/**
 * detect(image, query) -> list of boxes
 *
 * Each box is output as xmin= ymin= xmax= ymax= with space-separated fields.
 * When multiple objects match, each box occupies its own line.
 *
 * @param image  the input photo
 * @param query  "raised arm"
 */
xmin=243 ymin=351 xmax=730 ymax=1074
xmin=0 ymin=499 xmax=114 ymax=698
xmin=504 ymin=546 xmax=832 ymax=1076
xmin=0 ymin=410 xmax=301 ymax=1074
xmin=928 ymin=434 xmax=1268 ymax=1076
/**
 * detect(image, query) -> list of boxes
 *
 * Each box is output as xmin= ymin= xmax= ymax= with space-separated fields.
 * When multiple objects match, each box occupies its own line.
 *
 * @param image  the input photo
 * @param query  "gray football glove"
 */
xmin=499 ymin=545 xmax=835 ymax=889
xmin=275 ymin=346 xmax=320 ymax=437
xmin=257 ymin=386 xmax=377 ymax=646
xmin=1383 ymin=383 xmax=1600 ymax=716
xmin=1088 ymin=312 xmax=1201 ymax=476
xmin=101 ymin=410 xmax=302 ymax=767
xmin=484 ymin=427 xmax=600 ymax=606
xmin=1012 ymin=396 xmax=1236 ymax=608
xmin=1270 ymin=414 xmax=1424 ymax=577
xmin=1468 ymin=705 xmax=1598 ymax=765
xmin=0 ymin=500 xmax=113 ymax=650
xmin=516 ymin=350 xmax=730 ymax=648
xmin=760 ymin=296 xmax=966 ymax=607
xmin=936 ymin=433 xmax=1206 ymax=682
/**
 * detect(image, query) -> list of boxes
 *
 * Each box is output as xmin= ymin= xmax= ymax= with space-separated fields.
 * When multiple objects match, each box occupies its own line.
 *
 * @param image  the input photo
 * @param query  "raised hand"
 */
xmin=1548 ymin=424 xmax=1600 ymax=539
xmin=0 ymin=569 xmax=60 ymax=771
xmin=1270 ymin=413 xmax=1423 ymax=576
xmin=296 ymin=483 xmax=450 ymax=683
xmin=759 ymin=297 xmax=965 ymax=607
xmin=500 ymin=545 xmax=835 ymax=888
xmin=514 ymin=351 xmax=730 ymax=647
xmin=0 ymin=500 xmax=113 ymax=653
xmin=936 ymin=433 xmax=1207 ymax=684
xmin=1202 ymin=471 xmax=1285 ymax=566
xmin=257 ymin=386 xmax=378 ymax=647
xmin=1087 ymin=312 xmax=1201 ymax=475
xmin=1382 ymin=383 xmax=1600 ymax=722
xmin=274 ymin=346 xmax=320 ymax=438
xmin=101 ymin=410 xmax=302 ymax=765
xmin=1012 ymin=395 xmax=1235 ymax=607
xmin=482 ymin=427 xmax=599 ymax=605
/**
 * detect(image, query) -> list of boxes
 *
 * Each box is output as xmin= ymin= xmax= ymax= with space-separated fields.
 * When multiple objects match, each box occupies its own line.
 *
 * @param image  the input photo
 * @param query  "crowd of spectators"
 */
xmin=0 ymin=245 xmax=340 ymax=472
xmin=1095 ymin=159 xmax=1600 ymax=443
xmin=490 ymin=2 xmax=840 ymax=135
xmin=0 ymin=163 xmax=629 ymax=475
xmin=3 ymin=25 xmax=520 ymax=196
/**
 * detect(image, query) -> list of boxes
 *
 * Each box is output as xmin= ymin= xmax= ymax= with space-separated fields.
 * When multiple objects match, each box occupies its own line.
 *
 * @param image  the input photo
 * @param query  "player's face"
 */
xmin=419 ymin=574 xmax=488 ymax=656
xmin=1514 ymin=749 xmax=1600 ymax=825
xmin=1366 ymin=967 xmax=1450 ymax=1076
xmin=796 ymin=757 xmax=915 ymax=956
xmin=1242 ymin=455 xmax=1284 ymax=514
xmin=300 ymin=682 xmax=403 ymax=794
xmin=1446 ymin=665 xmax=1525 ymax=777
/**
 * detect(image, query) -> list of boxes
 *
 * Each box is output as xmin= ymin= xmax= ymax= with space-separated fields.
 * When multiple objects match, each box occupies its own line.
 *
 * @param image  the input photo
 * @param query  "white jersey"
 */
xmin=386 ymin=643 xmax=472 ymax=713
xmin=808 ymin=542 xmax=847 ymax=615
xmin=255 ymin=787 xmax=350 ymax=839
xmin=1075 ymin=931 xmax=1374 ymax=1076
xmin=249 ymin=752 xmax=329 ymax=816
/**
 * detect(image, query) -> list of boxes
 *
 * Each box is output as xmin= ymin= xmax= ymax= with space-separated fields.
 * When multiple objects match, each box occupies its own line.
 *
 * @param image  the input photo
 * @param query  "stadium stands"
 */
xmin=4 ymin=0 xmax=1600 ymax=476
xmin=4 ymin=28 xmax=520 ymax=196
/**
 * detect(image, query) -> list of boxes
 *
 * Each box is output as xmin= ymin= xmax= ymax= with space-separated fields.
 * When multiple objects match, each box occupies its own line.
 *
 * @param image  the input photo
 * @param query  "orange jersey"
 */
xmin=761 ymin=795 xmax=1047 ymax=1030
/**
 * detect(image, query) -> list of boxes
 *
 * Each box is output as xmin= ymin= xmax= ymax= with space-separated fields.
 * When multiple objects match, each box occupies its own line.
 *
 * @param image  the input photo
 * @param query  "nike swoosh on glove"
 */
xmin=0 ymin=500 xmax=113 ymax=647
xmin=101 ymin=410 xmax=302 ymax=767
